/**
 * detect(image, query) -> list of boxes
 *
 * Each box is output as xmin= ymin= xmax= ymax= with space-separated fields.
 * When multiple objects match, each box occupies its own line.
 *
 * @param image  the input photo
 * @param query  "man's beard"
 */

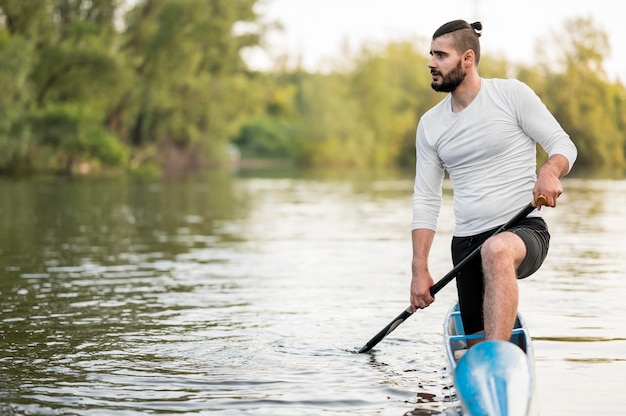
xmin=431 ymin=60 xmax=466 ymax=92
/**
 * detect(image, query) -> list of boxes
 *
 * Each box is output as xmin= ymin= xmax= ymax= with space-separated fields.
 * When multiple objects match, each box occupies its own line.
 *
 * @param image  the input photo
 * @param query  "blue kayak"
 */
xmin=443 ymin=302 xmax=536 ymax=416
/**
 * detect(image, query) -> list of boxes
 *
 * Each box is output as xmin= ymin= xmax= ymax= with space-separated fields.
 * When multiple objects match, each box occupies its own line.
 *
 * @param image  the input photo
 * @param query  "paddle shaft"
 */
xmin=430 ymin=196 xmax=545 ymax=295
xmin=357 ymin=196 xmax=546 ymax=354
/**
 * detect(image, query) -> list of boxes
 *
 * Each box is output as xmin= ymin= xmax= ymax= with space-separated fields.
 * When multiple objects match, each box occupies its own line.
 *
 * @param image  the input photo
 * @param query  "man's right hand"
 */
xmin=410 ymin=228 xmax=437 ymax=312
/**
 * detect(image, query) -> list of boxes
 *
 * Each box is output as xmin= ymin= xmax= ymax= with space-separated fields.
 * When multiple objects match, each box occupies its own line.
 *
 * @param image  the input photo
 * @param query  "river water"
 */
xmin=1 ymin=171 xmax=624 ymax=415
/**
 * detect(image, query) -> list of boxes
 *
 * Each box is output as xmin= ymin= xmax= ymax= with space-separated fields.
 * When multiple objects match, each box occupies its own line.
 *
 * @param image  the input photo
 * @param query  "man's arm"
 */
xmin=410 ymin=228 xmax=436 ymax=311
xmin=534 ymin=154 xmax=570 ymax=207
xmin=513 ymin=80 xmax=577 ymax=203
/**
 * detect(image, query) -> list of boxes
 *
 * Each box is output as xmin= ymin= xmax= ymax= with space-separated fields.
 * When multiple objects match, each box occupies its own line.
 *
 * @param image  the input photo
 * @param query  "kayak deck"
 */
xmin=444 ymin=303 xmax=532 ymax=362
xmin=443 ymin=302 xmax=536 ymax=416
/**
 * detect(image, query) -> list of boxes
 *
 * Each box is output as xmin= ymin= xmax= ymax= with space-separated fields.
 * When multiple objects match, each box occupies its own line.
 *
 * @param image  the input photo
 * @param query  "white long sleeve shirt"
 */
xmin=412 ymin=78 xmax=578 ymax=237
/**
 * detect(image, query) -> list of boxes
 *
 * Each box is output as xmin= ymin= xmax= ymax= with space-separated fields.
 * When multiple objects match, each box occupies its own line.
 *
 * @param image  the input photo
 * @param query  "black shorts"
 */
xmin=451 ymin=217 xmax=550 ymax=334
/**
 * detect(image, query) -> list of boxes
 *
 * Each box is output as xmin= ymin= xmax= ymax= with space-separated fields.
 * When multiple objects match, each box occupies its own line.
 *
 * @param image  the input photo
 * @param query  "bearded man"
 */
xmin=410 ymin=20 xmax=577 ymax=345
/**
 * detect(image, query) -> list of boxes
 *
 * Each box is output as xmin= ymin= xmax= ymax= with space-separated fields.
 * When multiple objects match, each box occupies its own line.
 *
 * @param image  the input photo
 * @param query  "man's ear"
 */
xmin=462 ymin=50 xmax=475 ymax=67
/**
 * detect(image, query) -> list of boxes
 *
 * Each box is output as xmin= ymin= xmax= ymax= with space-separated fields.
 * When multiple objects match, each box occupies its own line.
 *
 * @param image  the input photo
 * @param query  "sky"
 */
xmin=246 ymin=0 xmax=625 ymax=81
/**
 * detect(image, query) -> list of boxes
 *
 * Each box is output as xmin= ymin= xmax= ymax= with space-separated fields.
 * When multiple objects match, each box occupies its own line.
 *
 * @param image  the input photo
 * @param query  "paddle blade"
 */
xmin=358 ymin=307 xmax=413 ymax=353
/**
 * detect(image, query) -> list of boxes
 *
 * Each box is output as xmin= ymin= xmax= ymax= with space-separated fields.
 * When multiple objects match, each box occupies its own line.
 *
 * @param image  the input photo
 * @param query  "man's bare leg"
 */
xmin=480 ymin=231 xmax=527 ymax=341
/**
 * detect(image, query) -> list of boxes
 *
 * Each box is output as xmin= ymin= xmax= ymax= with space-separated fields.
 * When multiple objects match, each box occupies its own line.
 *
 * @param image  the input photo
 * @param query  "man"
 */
xmin=410 ymin=20 xmax=577 ymax=343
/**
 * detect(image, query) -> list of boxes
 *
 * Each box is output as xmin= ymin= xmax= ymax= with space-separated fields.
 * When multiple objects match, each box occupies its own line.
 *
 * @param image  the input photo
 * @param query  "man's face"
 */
xmin=428 ymin=36 xmax=466 ymax=92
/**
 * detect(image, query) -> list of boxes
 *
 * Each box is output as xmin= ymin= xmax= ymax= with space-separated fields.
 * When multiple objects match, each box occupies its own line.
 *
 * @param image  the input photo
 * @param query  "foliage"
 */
xmin=30 ymin=103 xmax=129 ymax=173
xmin=115 ymin=0 xmax=264 ymax=171
xmin=0 ymin=0 xmax=265 ymax=175
xmin=348 ymin=41 xmax=435 ymax=169
xmin=0 ymin=3 xmax=623 ymax=176
xmin=233 ymin=114 xmax=299 ymax=159
xmin=529 ymin=17 xmax=626 ymax=173
xmin=0 ymin=30 xmax=33 ymax=173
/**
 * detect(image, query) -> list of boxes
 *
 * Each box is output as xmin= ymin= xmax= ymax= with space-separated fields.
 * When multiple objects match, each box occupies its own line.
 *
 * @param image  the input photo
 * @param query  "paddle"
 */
xmin=357 ymin=195 xmax=547 ymax=353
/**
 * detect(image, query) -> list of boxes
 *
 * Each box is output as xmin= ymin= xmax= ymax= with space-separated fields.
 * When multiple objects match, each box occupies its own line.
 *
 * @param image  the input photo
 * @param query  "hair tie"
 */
xmin=470 ymin=22 xmax=482 ymax=37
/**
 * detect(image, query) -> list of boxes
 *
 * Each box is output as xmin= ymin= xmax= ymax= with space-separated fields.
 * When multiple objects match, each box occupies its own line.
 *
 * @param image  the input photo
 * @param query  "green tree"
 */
xmin=0 ymin=0 xmax=267 ymax=175
xmin=0 ymin=0 xmax=128 ymax=173
xmin=234 ymin=41 xmax=439 ymax=169
xmin=0 ymin=27 xmax=34 ymax=172
xmin=295 ymin=71 xmax=372 ymax=168
xmin=535 ymin=17 xmax=625 ymax=172
xmin=117 ymin=0 xmax=263 ymax=173
xmin=0 ymin=0 xmax=47 ymax=172
xmin=30 ymin=104 xmax=128 ymax=174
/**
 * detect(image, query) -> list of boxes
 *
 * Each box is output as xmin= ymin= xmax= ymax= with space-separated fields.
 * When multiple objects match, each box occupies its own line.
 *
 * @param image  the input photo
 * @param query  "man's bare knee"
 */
xmin=481 ymin=233 xmax=524 ymax=265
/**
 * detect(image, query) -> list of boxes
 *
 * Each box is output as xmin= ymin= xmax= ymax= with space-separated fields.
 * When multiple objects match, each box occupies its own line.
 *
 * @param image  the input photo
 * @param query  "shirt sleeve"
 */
xmin=512 ymin=80 xmax=578 ymax=172
xmin=411 ymin=120 xmax=445 ymax=231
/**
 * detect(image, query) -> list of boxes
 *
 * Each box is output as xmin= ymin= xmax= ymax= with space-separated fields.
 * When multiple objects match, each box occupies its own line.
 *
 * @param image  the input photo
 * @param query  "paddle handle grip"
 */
xmin=532 ymin=194 xmax=547 ymax=208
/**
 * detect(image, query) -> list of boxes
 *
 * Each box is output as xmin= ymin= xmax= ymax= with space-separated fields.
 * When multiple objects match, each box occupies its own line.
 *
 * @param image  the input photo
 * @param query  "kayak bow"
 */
xmin=443 ymin=302 xmax=536 ymax=416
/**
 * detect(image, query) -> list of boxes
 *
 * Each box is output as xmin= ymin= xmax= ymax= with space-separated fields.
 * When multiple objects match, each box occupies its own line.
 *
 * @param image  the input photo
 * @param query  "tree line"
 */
xmin=0 ymin=0 xmax=624 ymax=177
